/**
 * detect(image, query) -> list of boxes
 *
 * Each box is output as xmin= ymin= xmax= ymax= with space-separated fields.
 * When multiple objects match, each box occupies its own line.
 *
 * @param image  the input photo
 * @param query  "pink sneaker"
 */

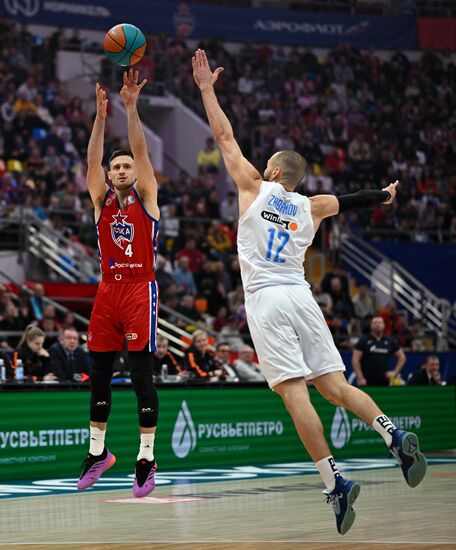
xmin=133 ymin=459 xmax=157 ymax=497
xmin=77 ymin=449 xmax=116 ymax=490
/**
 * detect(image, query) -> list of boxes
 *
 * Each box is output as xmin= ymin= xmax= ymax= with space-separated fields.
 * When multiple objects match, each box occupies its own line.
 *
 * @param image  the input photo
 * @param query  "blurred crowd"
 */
xmin=159 ymin=35 xmax=456 ymax=242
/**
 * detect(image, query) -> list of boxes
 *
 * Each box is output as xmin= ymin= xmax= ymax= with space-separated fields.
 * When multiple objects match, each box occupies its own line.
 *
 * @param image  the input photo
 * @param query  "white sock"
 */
xmin=137 ymin=433 xmax=155 ymax=461
xmin=89 ymin=427 xmax=106 ymax=456
xmin=316 ymin=456 xmax=340 ymax=492
xmin=372 ymin=415 xmax=397 ymax=447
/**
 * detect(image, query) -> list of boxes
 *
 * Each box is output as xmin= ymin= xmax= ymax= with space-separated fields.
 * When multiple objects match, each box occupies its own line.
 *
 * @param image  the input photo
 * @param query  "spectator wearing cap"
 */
xmin=408 ymin=355 xmax=442 ymax=386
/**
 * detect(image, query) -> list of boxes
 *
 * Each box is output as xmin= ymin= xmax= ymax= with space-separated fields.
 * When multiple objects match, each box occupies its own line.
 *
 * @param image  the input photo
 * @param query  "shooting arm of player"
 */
xmin=192 ymin=49 xmax=262 ymax=193
xmin=310 ymin=181 xmax=398 ymax=228
xmin=351 ymin=349 xmax=367 ymax=386
xmin=87 ymin=83 xmax=109 ymax=208
xmin=120 ymin=69 xmax=158 ymax=204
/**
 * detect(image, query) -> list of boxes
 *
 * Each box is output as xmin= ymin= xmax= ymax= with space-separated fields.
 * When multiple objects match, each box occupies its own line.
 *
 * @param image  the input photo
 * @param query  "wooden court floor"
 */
xmin=1 ymin=463 xmax=455 ymax=550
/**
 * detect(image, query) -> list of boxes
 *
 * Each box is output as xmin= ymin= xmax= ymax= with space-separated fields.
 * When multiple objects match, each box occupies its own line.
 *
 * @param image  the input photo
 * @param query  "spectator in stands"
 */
xmin=214 ymin=341 xmax=238 ymax=382
xmin=352 ymin=284 xmax=376 ymax=319
xmin=321 ymin=265 xmax=350 ymax=298
xmin=410 ymin=318 xmax=432 ymax=351
xmin=328 ymin=277 xmax=353 ymax=319
xmin=197 ymin=137 xmax=221 ymax=175
xmin=152 ymin=336 xmax=181 ymax=378
xmin=312 ymin=283 xmax=333 ymax=317
xmin=61 ymin=312 xmax=76 ymax=330
xmin=377 ymin=300 xmax=399 ymax=335
xmin=213 ymin=306 xmax=229 ymax=332
xmin=0 ymin=301 xmax=27 ymax=333
xmin=17 ymin=287 xmax=34 ymax=326
xmin=233 ymin=345 xmax=265 ymax=382
xmin=177 ymin=294 xmax=203 ymax=327
xmin=408 ymin=355 xmax=442 ymax=386
xmin=218 ymin=315 xmax=245 ymax=351
xmin=16 ymin=324 xmax=57 ymax=381
xmin=352 ymin=316 xmax=406 ymax=386
xmin=176 ymin=238 xmax=205 ymax=273
xmin=173 ymin=256 xmax=197 ymax=296
xmin=220 ymin=190 xmax=239 ymax=223
xmin=183 ymin=330 xmax=220 ymax=381
xmin=206 ymin=221 xmax=233 ymax=258
xmin=48 ymin=327 xmax=89 ymax=382
xmin=29 ymin=283 xmax=45 ymax=320
xmin=394 ymin=314 xmax=414 ymax=349
xmin=330 ymin=316 xmax=352 ymax=350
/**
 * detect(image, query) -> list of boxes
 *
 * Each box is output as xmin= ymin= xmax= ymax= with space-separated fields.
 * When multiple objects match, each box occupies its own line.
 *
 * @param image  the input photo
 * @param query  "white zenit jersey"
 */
xmin=237 ymin=180 xmax=316 ymax=294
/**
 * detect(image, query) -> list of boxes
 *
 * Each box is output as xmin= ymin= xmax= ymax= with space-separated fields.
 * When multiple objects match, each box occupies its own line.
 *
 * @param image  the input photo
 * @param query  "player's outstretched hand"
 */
xmin=120 ymin=68 xmax=147 ymax=109
xmin=192 ymin=49 xmax=224 ymax=91
xmin=95 ymin=83 xmax=108 ymax=119
xmin=382 ymin=180 xmax=399 ymax=204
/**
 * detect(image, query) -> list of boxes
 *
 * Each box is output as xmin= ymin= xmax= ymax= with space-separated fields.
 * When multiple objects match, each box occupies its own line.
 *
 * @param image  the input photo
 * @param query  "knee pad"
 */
xmin=89 ymin=351 xmax=116 ymax=423
xmin=129 ymin=347 xmax=159 ymax=428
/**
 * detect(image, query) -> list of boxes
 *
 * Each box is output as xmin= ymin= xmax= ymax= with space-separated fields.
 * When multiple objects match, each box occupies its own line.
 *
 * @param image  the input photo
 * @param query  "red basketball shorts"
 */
xmin=87 ymin=280 xmax=159 ymax=352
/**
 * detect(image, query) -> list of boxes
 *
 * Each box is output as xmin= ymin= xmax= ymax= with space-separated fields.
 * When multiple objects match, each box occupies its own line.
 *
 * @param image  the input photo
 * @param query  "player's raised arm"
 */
xmin=120 ymin=68 xmax=159 ymax=218
xmin=87 ymin=83 xmax=109 ymax=210
xmin=310 ymin=180 xmax=399 ymax=230
xmin=192 ymin=49 xmax=262 ymax=194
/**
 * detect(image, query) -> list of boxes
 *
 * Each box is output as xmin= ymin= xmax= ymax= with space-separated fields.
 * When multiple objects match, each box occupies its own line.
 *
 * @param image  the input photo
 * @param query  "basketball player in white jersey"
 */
xmin=193 ymin=49 xmax=427 ymax=535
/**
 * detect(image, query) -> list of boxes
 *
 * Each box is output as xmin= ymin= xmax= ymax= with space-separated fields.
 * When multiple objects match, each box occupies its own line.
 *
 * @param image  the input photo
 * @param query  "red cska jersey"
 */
xmin=96 ymin=187 xmax=158 ymax=283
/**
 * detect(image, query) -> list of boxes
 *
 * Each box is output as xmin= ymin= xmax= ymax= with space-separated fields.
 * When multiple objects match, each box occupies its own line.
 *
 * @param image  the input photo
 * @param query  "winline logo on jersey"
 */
xmin=330 ymin=406 xmax=423 ymax=450
xmin=171 ymin=400 xmax=285 ymax=459
xmin=261 ymin=210 xmax=299 ymax=231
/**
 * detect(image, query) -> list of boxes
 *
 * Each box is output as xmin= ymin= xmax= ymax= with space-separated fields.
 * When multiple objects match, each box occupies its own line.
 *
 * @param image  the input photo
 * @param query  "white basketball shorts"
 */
xmin=245 ymin=284 xmax=346 ymax=389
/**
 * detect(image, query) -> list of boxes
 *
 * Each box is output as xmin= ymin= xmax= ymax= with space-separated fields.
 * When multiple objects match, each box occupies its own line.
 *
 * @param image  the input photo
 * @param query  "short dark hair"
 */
xmin=109 ymin=149 xmax=134 ymax=165
xmin=274 ymin=150 xmax=307 ymax=188
xmin=216 ymin=342 xmax=230 ymax=351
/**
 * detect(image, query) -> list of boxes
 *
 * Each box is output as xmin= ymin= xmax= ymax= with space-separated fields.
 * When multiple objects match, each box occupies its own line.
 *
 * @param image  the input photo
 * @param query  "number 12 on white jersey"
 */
xmin=265 ymin=228 xmax=289 ymax=263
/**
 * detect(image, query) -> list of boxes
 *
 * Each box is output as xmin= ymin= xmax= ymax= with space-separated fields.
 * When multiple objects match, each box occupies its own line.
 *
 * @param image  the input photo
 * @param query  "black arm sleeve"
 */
xmin=337 ymin=190 xmax=391 ymax=213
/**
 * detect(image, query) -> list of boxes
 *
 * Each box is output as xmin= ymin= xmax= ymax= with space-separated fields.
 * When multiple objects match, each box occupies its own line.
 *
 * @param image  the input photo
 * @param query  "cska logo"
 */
xmin=110 ymin=210 xmax=134 ymax=249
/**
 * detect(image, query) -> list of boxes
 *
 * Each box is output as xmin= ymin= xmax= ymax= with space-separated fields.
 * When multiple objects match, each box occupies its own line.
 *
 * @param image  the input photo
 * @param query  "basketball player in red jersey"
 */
xmin=77 ymin=69 xmax=159 ymax=497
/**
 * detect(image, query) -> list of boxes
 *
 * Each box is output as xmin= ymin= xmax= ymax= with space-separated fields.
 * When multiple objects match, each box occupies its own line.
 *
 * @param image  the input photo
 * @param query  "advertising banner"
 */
xmin=0 ymin=1 xmax=417 ymax=49
xmin=0 ymin=386 xmax=454 ymax=480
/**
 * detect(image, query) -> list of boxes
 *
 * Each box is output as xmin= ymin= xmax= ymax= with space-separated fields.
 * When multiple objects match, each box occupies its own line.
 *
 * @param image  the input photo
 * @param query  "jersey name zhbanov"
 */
xmin=267 ymin=194 xmax=298 ymax=216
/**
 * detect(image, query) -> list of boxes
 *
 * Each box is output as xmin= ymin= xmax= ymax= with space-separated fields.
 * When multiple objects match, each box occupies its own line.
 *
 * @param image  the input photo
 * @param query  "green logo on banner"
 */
xmin=172 ymin=400 xmax=197 ymax=458
xmin=331 ymin=407 xmax=351 ymax=449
